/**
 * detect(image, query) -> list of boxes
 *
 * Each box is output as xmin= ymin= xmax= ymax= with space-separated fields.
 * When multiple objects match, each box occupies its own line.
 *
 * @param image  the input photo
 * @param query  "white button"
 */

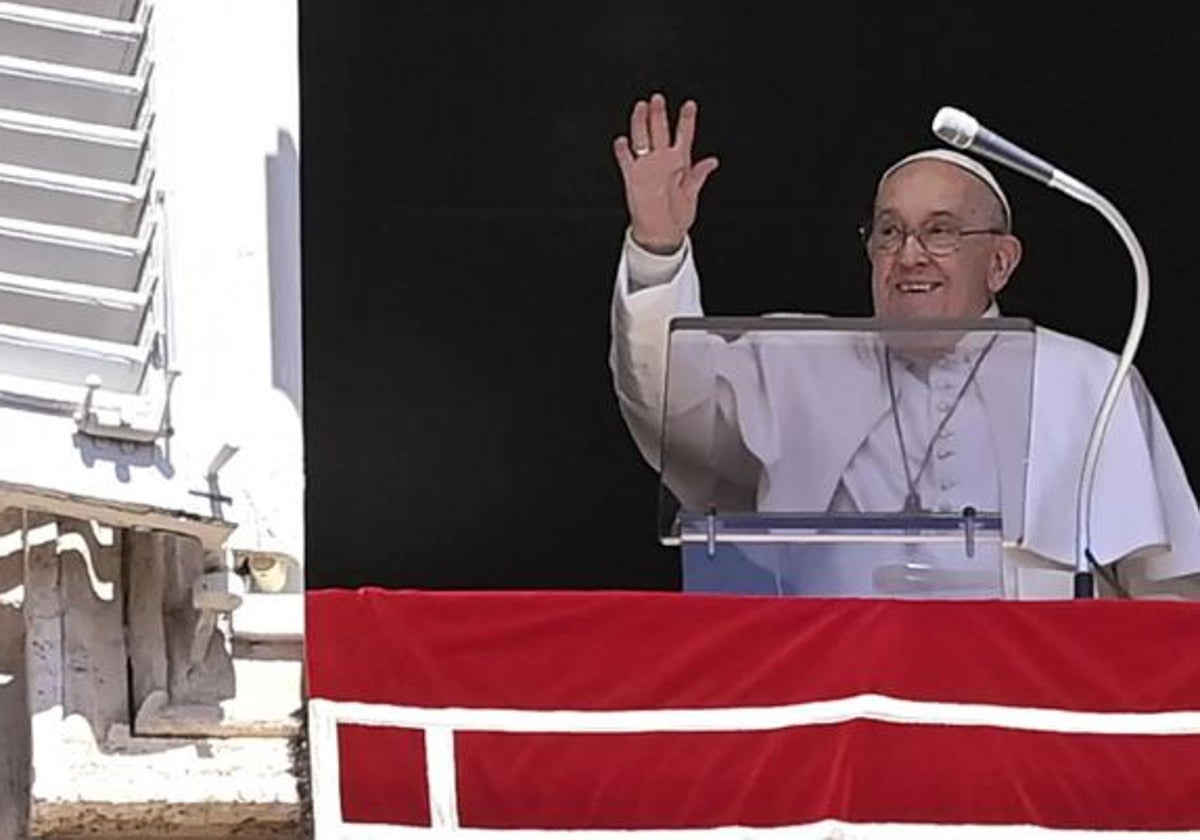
xmin=939 ymin=428 xmax=955 ymax=439
xmin=937 ymin=401 xmax=951 ymax=412
xmin=936 ymin=449 xmax=954 ymax=459
xmin=940 ymin=479 xmax=956 ymax=491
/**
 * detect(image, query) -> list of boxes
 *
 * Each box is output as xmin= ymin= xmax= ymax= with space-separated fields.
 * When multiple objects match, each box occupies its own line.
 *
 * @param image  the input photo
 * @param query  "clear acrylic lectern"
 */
xmin=657 ymin=316 xmax=1035 ymax=598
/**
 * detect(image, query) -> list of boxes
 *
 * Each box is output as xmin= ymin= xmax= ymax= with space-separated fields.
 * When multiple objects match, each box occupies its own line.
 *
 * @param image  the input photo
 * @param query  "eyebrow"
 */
xmin=873 ymin=209 xmax=963 ymax=222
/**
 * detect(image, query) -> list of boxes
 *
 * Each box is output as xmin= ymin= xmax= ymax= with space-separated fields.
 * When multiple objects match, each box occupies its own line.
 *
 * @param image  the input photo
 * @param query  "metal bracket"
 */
xmin=190 ymin=443 xmax=239 ymax=519
xmin=73 ymin=366 xmax=179 ymax=444
xmin=962 ymin=505 xmax=977 ymax=559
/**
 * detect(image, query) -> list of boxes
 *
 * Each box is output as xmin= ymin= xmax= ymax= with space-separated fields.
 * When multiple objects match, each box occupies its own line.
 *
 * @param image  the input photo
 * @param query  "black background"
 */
xmin=300 ymin=4 xmax=1199 ymax=590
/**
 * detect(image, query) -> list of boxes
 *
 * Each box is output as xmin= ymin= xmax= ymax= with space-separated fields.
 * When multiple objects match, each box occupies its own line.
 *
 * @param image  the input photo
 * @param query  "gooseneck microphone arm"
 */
xmin=932 ymin=106 xmax=1151 ymax=599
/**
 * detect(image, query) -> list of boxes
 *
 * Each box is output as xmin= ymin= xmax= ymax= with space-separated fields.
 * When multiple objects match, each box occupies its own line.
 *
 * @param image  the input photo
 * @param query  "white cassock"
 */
xmin=610 ymin=240 xmax=1200 ymax=598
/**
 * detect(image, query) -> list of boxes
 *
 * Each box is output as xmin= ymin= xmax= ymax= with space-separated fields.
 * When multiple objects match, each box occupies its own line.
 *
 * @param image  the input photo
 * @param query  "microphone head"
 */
xmin=932 ymin=106 xmax=979 ymax=149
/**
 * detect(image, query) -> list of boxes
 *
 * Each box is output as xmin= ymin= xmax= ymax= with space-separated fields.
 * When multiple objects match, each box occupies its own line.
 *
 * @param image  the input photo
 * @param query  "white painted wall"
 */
xmin=151 ymin=0 xmax=304 ymax=569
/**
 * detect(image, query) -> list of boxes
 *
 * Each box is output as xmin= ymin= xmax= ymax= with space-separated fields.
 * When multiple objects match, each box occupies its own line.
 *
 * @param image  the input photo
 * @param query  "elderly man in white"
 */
xmin=609 ymin=92 xmax=1200 ymax=599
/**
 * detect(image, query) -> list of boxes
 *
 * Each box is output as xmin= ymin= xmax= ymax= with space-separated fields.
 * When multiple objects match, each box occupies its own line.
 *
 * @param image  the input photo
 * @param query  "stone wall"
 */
xmin=0 ymin=509 xmax=305 ymax=839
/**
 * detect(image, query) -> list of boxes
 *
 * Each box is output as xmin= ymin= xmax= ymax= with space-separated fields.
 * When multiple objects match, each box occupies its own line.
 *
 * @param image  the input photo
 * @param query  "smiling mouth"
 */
xmin=895 ymin=281 xmax=944 ymax=293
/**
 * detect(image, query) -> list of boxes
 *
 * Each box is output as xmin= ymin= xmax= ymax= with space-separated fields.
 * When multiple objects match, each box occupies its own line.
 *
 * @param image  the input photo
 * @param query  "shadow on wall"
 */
xmin=266 ymin=130 xmax=303 ymax=415
xmin=72 ymin=434 xmax=176 ymax=483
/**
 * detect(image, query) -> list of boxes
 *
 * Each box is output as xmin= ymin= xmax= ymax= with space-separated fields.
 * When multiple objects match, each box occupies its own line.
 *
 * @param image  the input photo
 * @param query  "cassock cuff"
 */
xmin=625 ymin=228 xmax=689 ymax=293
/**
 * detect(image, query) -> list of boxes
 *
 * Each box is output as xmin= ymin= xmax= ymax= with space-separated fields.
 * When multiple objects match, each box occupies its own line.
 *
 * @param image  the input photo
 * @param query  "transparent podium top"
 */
xmin=657 ymin=316 xmax=1036 ymax=548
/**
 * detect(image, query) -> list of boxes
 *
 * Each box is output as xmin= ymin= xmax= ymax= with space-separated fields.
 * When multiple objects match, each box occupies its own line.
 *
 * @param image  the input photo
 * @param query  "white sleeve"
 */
xmin=1124 ymin=370 xmax=1200 ymax=585
xmin=623 ymin=229 xmax=688 ymax=293
xmin=609 ymin=232 xmax=704 ymax=473
xmin=608 ymin=235 xmax=760 ymax=512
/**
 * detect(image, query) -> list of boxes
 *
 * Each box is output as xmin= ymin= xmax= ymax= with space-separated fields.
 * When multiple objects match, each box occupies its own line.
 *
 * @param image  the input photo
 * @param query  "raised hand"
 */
xmin=613 ymin=92 xmax=719 ymax=254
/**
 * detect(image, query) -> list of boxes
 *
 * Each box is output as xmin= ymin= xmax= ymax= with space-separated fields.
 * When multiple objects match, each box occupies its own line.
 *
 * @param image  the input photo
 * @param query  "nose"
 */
xmin=896 ymin=230 xmax=930 ymax=265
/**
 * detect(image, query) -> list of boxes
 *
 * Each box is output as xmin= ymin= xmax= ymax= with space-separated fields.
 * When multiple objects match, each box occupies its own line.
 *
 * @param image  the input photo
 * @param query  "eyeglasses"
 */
xmin=859 ymin=219 xmax=1006 ymax=257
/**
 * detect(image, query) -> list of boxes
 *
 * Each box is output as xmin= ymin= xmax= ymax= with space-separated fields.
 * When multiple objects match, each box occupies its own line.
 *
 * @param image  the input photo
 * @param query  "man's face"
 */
xmin=868 ymin=160 xmax=1019 ymax=319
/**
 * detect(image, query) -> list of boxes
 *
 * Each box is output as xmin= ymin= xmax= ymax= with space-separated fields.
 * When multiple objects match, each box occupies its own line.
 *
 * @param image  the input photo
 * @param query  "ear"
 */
xmin=987 ymin=234 xmax=1023 ymax=294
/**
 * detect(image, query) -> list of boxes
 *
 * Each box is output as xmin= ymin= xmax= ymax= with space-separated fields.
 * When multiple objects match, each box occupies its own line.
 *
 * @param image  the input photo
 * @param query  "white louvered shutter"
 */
xmin=0 ymin=0 xmax=167 ymax=441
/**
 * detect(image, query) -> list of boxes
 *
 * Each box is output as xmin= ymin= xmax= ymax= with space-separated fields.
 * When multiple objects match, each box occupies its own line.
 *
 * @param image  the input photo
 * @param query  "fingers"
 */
xmin=673 ymin=100 xmax=698 ymax=156
xmin=683 ymin=155 xmax=720 ymax=198
xmin=648 ymin=92 xmax=671 ymax=151
xmin=628 ymin=99 xmax=651 ymax=156
xmin=613 ymin=136 xmax=635 ymax=174
xmin=622 ymin=93 xmax=705 ymax=164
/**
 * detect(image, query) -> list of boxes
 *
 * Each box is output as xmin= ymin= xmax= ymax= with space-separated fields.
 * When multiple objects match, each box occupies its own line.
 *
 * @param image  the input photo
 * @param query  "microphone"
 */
xmin=932 ymin=107 xmax=1055 ymax=185
xmin=931 ymin=106 xmax=1151 ymax=600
